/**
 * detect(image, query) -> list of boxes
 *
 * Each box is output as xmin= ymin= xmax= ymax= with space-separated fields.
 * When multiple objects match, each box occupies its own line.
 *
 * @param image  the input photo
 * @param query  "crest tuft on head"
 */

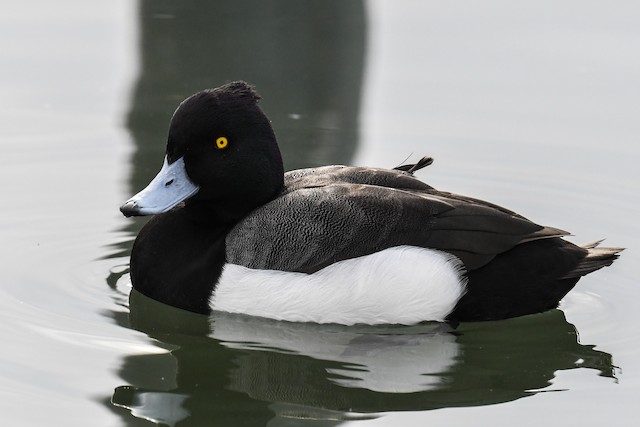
xmin=215 ymin=81 xmax=261 ymax=102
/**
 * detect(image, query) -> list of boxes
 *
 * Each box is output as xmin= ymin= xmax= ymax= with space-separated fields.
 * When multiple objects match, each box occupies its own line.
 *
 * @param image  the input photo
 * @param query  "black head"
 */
xmin=121 ymin=81 xmax=284 ymax=223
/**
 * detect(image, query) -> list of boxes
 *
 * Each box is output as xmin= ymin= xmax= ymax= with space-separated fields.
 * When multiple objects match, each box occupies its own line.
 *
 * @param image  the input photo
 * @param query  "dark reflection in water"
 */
xmin=127 ymin=0 xmax=366 ymax=187
xmin=107 ymin=289 xmax=615 ymax=426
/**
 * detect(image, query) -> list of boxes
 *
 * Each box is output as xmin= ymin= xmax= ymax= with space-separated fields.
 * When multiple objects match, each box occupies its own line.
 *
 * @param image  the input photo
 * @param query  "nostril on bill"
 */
xmin=165 ymin=179 xmax=174 ymax=187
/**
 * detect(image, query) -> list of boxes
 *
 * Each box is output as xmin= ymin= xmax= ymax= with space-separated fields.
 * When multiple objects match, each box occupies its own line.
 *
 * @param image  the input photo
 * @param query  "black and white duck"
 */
xmin=120 ymin=81 xmax=621 ymax=325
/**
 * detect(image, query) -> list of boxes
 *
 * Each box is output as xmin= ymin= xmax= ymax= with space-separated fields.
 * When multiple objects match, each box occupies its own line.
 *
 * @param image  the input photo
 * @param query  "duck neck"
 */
xmin=184 ymin=199 xmax=259 ymax=226
xmin=130 ymin=208 xmax=231 ymax=314
xmin=185 ymin=176 xmax=284 ymax=226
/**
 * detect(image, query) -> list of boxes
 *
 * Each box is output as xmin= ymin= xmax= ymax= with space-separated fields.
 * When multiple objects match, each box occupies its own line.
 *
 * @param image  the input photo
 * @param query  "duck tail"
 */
xmin=562 ymin=240 xmax=624 ymax=279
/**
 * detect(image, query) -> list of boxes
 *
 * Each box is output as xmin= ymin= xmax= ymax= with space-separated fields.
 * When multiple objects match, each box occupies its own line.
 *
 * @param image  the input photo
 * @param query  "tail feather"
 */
xmin=562 ymin=241 xmax=623 ymax=279
xmin=580 ymin=239 xmax=606 ymax=249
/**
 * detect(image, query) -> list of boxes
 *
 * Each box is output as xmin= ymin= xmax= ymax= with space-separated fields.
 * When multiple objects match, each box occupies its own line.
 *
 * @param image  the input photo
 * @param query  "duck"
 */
xmin=120 ymin=81 xmax=622 ymax=325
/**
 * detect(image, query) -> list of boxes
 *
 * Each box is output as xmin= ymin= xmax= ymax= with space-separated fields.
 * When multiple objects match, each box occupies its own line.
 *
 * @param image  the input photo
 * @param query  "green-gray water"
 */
xmin=1 ymin=1 xmax=638 ymax=425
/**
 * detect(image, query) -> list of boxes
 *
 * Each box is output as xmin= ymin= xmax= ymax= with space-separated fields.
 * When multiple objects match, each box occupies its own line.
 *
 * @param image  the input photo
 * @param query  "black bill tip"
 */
xmin=120 ymin=200 xmax=141 ymax=217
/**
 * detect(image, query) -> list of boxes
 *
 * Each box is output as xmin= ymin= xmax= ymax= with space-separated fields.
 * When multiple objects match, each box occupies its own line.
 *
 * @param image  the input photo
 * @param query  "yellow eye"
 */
xmin=216 ymin=136 xmax=229 ymax=149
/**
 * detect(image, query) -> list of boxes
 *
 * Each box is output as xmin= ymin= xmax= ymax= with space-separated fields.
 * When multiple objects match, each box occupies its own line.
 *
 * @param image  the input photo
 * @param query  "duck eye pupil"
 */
xmin=216 ymin=136 xmax=229 ymax=149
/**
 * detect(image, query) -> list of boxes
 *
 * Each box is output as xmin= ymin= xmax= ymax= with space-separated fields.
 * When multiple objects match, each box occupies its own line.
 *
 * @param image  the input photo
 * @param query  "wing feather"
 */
xmin=226 ymin=177 xmax=561 ymax=273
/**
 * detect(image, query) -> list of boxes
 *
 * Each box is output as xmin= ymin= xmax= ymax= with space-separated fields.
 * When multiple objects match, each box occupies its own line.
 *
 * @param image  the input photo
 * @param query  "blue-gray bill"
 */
xmin=120 ymin=156 xmax=199 ymax=217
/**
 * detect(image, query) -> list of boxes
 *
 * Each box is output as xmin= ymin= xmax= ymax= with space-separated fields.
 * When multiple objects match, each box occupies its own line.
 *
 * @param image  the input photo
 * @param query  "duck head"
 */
xmin=120 ymin=81 xmax=284 ymax=223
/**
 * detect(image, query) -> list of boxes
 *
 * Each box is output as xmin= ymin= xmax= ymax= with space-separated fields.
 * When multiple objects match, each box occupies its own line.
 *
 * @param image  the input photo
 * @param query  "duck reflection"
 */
xmin=109 ymin=288 xmax=615 ymax=426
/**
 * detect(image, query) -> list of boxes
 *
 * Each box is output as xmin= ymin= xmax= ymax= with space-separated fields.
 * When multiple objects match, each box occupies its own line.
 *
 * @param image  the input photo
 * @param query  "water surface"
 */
xmin=1 ymin=1 xmax=638 ymax=426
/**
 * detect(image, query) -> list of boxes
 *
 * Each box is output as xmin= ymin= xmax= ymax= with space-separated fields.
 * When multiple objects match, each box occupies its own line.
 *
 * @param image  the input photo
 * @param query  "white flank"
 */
xmin=211 ymin=246 xmax=467 ymax=325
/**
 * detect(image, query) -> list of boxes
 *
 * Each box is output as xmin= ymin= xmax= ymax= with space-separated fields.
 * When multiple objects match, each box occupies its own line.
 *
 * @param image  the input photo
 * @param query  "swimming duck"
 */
xmin=120 ymin=81 xmax=621 ymax=325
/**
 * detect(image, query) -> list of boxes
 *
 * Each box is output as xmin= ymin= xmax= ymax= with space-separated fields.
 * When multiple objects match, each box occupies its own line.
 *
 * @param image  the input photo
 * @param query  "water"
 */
xmin=1 ymin=0 xmax=638 ymax=425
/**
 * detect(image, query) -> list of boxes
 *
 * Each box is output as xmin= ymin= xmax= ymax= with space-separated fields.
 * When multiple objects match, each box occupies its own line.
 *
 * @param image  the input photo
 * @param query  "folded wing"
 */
xmin=226 ymin=167 xmax=567 ymax=273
